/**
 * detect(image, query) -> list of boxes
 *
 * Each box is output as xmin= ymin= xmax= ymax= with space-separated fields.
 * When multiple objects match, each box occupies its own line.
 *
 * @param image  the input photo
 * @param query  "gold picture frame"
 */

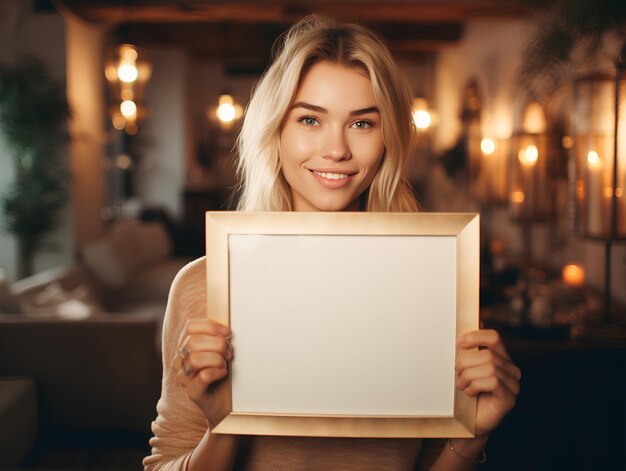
xmin=205 ymin=211 xmax=479 ymax=438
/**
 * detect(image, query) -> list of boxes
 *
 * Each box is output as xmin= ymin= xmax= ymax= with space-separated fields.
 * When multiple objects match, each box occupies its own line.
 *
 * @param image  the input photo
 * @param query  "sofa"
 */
xmin=20 ymin=218 xmax=191 ymax=316
xmin=0 ymin=217 xmax=193 ymax=465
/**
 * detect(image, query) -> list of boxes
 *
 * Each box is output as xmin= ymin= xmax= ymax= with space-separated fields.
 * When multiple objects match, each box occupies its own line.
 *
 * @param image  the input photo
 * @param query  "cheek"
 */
xmin=352 ymin=135 xmax=385 ymax=171
xmin=280 ymin=127 xmax=316 ymax=166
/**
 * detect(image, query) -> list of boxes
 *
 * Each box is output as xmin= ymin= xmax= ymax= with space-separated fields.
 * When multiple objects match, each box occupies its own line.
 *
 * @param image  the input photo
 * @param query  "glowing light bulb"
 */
xmin=519 ymin=145 xmax=538 ymax=165
xmin=112 ymin=114 xmax=126 ymax=130
xmin=587 ymin=150 xmax=601 ymax=167
xmin=480 ymin=138 xmax=495 ymax=155
xmin=217 ymin=103 xmax=236 ymax=123
xmin=120 ymin=100 xmax=137 ymax=119
xmin=216 ymin=95 xmax=237 ymax=123
xmin=511 ymin=190 xmax=525 ymax=203
xmin=413 ymin=110 xmax=431 ymax=129
xmin=412 ymin=97 xmax=431 ymax=130
xmin=118 ymin=63 xmax=138 ymax=83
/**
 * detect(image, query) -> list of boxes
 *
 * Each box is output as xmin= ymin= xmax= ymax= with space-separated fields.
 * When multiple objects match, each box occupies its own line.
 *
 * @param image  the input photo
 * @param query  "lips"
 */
xmin=308 ymin=168 xmax=356 ymax=189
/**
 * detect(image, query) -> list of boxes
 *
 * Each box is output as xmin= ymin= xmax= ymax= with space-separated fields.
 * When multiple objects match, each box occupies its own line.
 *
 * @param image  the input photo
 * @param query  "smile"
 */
xmin=309 ymin=168 xmax=356 ymax=189
xmin=312 ymin=170 xmax=349 ymax=180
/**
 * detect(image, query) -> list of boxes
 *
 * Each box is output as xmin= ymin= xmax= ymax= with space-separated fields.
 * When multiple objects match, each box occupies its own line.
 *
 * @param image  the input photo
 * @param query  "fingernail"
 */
xmin=218 ymin=325 xmax=230 ymax=336
xmin=457 ymin=336 xmax=465 ymax=346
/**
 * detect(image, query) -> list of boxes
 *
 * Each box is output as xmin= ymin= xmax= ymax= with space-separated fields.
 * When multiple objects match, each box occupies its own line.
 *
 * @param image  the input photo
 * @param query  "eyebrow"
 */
xmin=291 ymin=101 xmax=379 ymax=116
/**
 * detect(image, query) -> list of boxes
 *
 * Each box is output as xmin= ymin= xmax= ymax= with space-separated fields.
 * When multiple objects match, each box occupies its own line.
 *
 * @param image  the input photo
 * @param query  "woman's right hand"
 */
xmin=173 ymin=319 xmax=233 ymax=424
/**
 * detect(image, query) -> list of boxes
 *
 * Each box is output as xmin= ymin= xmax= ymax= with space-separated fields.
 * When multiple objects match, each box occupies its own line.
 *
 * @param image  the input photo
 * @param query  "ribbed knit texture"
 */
xmin=143 ymin=257 xmax=446 ymax=470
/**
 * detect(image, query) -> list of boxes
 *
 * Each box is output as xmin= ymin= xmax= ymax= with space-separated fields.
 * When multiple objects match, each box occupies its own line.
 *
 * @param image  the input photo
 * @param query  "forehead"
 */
xmin=293 ymin=61 xmax=377 ymax=106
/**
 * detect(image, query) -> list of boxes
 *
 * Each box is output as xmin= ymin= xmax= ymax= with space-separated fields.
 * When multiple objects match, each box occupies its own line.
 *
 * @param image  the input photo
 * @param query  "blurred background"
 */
xmin=0 ymin=1 xmax=624 ymax=470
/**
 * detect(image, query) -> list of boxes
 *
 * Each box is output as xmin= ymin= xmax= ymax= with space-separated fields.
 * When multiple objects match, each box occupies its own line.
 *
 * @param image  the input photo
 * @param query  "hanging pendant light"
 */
xmin=104 ymin=44 xmax=152 ymax=135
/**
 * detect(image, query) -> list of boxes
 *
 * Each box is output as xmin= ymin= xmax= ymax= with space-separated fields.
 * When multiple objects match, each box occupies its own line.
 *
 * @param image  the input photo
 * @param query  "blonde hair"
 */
xmin=235 ymin=15 xmax=418 ymax=212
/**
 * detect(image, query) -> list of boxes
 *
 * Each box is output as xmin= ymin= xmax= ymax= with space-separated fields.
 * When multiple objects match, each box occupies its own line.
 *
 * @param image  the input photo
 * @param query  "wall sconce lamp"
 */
xmin=212 ymin=94 xmax=243 ymax=130
xmin=412 ymin=95 xmax=434 ymax=150
xmin=104 ymin=44 xmax=152 ymax=135
xmin=572 ymin=66 xmax=626 ymax=322
xmin=412 ymin=96 xmax=432 ymax=130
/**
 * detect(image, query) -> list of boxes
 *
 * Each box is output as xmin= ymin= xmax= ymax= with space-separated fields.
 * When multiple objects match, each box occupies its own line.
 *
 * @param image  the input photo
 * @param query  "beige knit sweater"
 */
xmin=143 ymin=257 xmax=445 ymax=470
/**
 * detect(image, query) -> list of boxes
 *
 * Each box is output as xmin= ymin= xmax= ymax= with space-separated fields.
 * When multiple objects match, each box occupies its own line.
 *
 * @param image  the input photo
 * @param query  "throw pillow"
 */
xmin=81 ymin=238 xmax=128 ymax=288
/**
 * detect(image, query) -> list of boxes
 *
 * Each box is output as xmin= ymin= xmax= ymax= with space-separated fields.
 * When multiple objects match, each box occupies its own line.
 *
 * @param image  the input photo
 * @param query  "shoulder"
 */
xmin=170 ymin=256 xmax=206 ymax=298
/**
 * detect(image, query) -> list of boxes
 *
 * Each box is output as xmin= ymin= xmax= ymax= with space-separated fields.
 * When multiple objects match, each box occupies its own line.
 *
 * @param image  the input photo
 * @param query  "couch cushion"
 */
xmin=109 ymin=219 xmax=145 ymax=275
xmin=81 ymin=220 xmax=174 ymax=289
xmin=132 ymin=221 xmax=172 ymax=266
xmin=81 ymin=238 xmax=129 ymax=288
xmin=106 ymin=258 xmax=190 ymax=311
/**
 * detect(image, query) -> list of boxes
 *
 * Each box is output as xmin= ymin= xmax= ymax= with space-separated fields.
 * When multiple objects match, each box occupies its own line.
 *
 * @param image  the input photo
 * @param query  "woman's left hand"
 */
xmin=455 ymin=329 xmax=521 ymax=438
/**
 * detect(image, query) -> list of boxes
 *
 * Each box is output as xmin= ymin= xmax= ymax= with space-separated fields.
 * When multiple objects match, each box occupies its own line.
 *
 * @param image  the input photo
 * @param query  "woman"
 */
xmin=144 ymin=16 xmax=521 ymax=471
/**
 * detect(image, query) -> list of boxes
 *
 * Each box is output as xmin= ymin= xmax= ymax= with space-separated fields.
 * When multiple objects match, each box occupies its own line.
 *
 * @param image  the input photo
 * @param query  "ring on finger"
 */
xmin=178 ymin=346 xmax=190 ymax=360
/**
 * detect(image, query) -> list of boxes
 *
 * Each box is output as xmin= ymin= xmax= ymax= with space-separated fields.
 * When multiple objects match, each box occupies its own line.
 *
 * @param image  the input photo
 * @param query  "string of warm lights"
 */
xmin=104 ymin=44 xmax=152 ymax=135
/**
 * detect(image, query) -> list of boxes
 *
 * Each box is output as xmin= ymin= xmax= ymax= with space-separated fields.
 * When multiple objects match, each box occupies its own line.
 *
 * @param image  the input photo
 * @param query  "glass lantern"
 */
xmin=573 ymin=71 xmax=626 ymax=240
xmin=509 ymin=102 xmax=551 ymax=222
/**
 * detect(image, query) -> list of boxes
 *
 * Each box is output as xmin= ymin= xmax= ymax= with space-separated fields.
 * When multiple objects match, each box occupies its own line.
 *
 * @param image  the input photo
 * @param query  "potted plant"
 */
xmin=514 ymin=0 xmax=626 ymax=99
xmin=0 ymin=56 xmax=70 ymax=278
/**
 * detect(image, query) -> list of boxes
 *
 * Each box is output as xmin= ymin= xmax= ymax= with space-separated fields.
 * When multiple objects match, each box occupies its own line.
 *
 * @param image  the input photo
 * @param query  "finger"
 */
xmin=184 ymin=334 xmax=232 ymax=360
xmin=172 ymin=353 xmax=205 ymax=382
xmin=465 ymin=377 xmax=517 ymax=415
xmin=186 ymin=351 xmax=228 ymax=373
xmin=456 ymin=349 xmax=522 ymax=382
xmin=184 ymin=319 xmax=231 ymax=337
xmin=457 ymin=363 xmax=520 ymax=397
xmin=186 ymin=368 xmax=229 ymax=401
xmin=458 ymin=329 xmax=511 ymax=361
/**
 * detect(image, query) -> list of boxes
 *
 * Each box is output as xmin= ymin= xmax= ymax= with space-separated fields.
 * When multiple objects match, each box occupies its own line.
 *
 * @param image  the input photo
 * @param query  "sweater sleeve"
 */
xmin=143 ymin=258 xmax=210 ymax=470
xmin=413 ymin=439 xmax=446 ymax=470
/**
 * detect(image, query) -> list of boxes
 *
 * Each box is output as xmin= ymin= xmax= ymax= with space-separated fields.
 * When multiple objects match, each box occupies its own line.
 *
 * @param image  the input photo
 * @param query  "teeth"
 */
xmin=313 ymin=171 xmax=349 ymax=180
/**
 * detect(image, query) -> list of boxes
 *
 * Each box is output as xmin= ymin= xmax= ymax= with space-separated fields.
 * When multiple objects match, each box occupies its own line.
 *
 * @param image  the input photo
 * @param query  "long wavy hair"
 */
xmin=235 ymin=15 xmax=418 ymax=212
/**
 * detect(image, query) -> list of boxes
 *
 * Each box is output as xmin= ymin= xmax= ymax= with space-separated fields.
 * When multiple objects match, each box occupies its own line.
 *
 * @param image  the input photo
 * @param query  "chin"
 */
xmin=313 ymin=197 xmax=357 ymax=212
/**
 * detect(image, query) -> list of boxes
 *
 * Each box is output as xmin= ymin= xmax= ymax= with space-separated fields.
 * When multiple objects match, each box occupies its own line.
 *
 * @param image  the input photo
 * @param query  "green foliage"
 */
xmin=508 ymin=0 xmax=626 ymax=100
xmin=0 ymin=56 xmax=70 ymax=276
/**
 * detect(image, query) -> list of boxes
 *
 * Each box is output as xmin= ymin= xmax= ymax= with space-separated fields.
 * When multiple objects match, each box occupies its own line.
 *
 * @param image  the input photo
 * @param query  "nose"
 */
xmin=322 ymin=127 xmax=351 ymax=161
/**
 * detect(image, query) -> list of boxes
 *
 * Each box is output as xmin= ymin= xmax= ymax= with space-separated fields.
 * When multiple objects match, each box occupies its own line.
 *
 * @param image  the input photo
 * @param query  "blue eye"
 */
xmin=299 ymin=116 xmax=320 ymax=126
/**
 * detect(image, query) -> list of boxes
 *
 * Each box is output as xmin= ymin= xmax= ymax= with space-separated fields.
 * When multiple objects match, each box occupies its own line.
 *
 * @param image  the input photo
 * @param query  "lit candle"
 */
xmin=510 ymin=189 xmax=525 ymax=218
xmin=480 ymin=138 xmax=495 ymax=200
xmin=562 ymin=264 xmax=585 ymax=289
xmin=518 ymin=145 xmax=538 ymax=216
xmin=586 ymin=150 xmax=603 ymax=234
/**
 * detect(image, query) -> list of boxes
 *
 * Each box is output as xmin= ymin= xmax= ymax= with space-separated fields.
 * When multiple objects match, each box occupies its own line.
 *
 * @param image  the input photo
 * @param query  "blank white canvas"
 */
xmin=229 ymin=234 xmax=457 ymax=417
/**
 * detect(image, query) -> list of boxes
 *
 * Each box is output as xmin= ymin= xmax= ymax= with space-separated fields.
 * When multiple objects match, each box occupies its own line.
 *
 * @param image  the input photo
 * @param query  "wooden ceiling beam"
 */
xmin=55 ymin=1 xmax=524 ymax=25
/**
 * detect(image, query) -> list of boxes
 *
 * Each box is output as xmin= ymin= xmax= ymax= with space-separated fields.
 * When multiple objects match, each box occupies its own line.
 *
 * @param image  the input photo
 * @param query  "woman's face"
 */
xmin=279 ymin=61 xmax=385 ymax=211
